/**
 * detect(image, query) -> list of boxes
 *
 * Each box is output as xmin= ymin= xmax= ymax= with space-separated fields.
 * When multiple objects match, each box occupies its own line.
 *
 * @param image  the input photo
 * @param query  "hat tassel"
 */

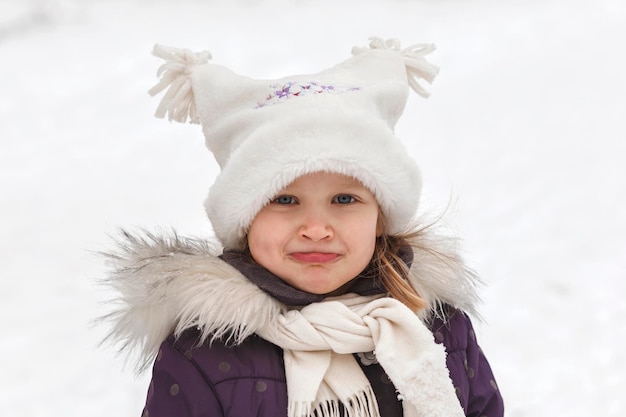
xmin=148 ymin=44 xmax=212 ymax=123
xmin=353 ymin=37 xmax=439 ymax=98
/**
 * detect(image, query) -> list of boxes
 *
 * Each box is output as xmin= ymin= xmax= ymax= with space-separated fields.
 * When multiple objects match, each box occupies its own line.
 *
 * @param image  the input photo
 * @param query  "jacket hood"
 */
xmin=100 ymin=228 xmax=480 ymax=372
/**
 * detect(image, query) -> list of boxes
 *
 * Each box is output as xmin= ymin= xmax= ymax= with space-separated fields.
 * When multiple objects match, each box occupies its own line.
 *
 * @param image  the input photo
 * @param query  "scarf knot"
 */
xmin=257 ymin=294 xmax=465 ymax=417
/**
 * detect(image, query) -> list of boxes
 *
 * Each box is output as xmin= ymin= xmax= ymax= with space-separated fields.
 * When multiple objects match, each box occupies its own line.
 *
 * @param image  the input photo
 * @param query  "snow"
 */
xmin=1 ymin=0 xmax=624 ymax=415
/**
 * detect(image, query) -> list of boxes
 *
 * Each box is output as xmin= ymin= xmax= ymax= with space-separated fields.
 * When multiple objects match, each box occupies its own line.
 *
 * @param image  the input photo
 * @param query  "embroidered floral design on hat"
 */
xmin=256 ymin=81 xmax=360 ymax=108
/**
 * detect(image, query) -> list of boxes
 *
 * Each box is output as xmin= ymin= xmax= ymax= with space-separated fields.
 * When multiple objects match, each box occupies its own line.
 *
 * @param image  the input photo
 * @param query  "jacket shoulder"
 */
xmin=147 ymin=329 xmax=289 ymax=417
xmin=427 ymin=305 xmax=472 ymax=352
xmin=168 ymin=328 xmax=287 ymax=385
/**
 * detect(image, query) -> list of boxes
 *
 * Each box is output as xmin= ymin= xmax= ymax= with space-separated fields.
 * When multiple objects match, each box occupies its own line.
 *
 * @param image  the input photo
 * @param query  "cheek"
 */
xmin=247 ymin=216 xmax=267 ymax=254
xmin=346 ymin=212 xmax=380 ymax=253
xmin=376 ymin=215 xmax=384 ymax=236
xmin=361 ymin=210 xmax=383 ymax=238
xmin=247 ymin=212 xmax=285 ymax=258
xmin=247 ymin=227 xmax=270 ymax=269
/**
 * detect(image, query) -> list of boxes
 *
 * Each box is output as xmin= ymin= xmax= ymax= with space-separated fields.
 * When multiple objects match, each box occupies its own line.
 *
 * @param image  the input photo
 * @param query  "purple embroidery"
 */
xmin=256 ymin=81 xmax=360 ymax=108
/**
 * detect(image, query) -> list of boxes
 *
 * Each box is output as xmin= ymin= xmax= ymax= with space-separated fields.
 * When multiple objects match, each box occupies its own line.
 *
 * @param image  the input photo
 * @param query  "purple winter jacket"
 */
xmin=140 ymin=251 xmax=504 ymax=417
xmin=143 ymin=307 xmax=503 ymax=417
xmin=102 ymin=233 xmax=503 ymax=417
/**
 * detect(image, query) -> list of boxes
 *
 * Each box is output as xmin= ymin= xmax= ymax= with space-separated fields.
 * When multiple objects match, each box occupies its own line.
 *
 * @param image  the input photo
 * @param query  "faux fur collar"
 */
xmin=100 ymin=229 xmax=480 ymax=372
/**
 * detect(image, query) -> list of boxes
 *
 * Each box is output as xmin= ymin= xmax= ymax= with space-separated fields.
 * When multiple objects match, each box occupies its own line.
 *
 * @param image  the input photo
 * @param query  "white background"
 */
xmin=1 ymin=0 xmax=624 ymax=416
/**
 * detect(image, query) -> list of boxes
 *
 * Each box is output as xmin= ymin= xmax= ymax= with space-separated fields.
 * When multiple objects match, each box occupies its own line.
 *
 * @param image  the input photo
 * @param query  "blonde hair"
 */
xmin=372 ymin=228 xmax=428 ymax=313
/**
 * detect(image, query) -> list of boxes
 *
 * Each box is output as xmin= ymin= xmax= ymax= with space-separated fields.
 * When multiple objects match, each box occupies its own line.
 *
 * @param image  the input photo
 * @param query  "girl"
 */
xmin=103 ymin=38 xmax=504 ymax=417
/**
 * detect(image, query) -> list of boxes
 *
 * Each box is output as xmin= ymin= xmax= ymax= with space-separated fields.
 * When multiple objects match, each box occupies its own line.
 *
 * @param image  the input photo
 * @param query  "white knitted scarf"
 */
xmin=257 ymin=294 xmax=465 ymax=417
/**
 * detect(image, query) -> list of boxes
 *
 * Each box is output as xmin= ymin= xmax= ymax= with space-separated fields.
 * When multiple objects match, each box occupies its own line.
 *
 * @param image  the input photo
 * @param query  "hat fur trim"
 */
xmin=205 ymin=108 xmax=421 ymax=249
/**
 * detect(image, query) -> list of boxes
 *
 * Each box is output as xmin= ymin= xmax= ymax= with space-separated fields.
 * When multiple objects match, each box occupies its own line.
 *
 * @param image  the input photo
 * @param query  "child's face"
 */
xmin=247 ymin=172 xmax=382 ymax=295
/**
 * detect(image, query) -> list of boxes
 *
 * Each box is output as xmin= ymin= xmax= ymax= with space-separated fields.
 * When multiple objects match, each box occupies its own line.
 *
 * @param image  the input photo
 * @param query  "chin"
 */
xmin=294 ymin=279 xmax=341 ymax=295
xmin=298 ymin=278 xmax=355 ymax=296
xmin=300 ymin=284 xmax=337 ymax=295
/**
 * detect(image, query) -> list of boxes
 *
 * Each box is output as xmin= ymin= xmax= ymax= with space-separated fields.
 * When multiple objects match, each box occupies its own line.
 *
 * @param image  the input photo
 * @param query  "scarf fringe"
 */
xmin=289 ymin=386 xmax=381 ymax=417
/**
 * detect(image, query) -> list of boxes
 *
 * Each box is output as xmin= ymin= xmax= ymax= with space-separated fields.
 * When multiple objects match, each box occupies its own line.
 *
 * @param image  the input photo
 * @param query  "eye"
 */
xmin=272 ymin=195 xmax=297 ymax=205
xmin=333 ymin=194 xmax=356 ymax=204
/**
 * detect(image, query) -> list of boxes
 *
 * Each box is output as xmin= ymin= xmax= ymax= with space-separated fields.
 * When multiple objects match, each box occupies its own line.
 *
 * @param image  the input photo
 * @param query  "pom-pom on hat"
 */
xmin=149 ymin=37 xmax=438 ymax=249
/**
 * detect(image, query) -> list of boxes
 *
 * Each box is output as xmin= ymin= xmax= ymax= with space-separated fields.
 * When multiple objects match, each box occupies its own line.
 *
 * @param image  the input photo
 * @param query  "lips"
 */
xmin=290 ymin=252 xmax=340 ymax=263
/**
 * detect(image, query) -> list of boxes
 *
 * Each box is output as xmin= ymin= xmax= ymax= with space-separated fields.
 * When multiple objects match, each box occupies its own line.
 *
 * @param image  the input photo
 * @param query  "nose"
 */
xmin=298 ymin=210 xmax=333 ymax=242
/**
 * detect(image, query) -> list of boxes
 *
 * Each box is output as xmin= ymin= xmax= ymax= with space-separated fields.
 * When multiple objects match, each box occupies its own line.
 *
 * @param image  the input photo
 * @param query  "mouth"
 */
xmin=289 ymin=252 xmax=340 ymax=263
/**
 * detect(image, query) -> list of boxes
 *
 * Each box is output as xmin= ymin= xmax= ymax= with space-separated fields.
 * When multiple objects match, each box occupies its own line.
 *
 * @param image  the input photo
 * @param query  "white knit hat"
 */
xmin=149 ymin=37 xmax=438 ymax=249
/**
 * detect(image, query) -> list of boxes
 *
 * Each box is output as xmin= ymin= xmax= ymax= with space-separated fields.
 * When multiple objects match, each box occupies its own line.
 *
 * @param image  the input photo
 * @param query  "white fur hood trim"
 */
xmin=100 ymin=229 xmax=480 ymax=372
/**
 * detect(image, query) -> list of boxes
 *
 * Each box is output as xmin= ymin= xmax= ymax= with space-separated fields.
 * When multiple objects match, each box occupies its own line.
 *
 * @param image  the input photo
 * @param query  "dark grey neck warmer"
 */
xmin=220 ymin=244 xmax=413 ymax=307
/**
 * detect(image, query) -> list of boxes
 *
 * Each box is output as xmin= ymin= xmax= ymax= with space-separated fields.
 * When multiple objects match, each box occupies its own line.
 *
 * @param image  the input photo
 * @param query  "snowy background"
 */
xmin=1 ymin=0 xmax=624 ymax=416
